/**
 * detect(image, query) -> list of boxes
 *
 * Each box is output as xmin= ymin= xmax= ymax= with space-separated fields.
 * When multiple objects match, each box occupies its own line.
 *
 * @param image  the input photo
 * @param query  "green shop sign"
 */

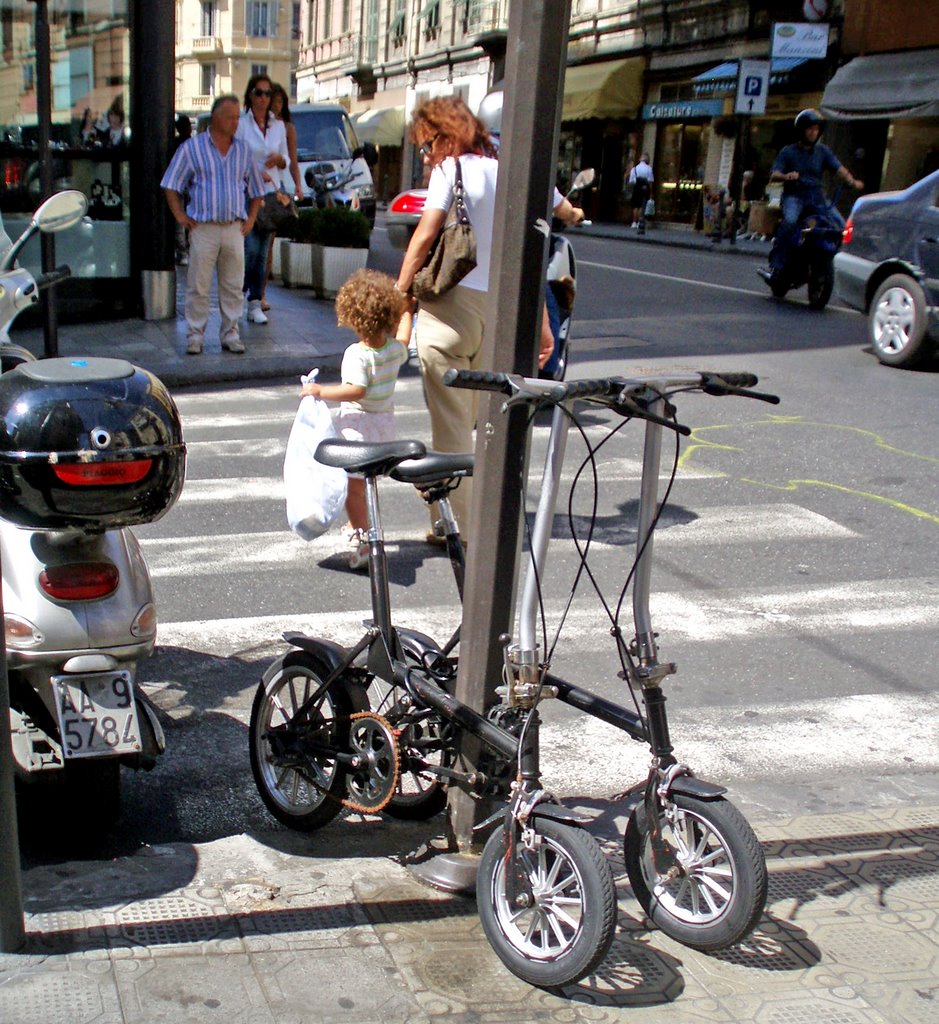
xmin=642 ymin=100 xmax=724 ymax=120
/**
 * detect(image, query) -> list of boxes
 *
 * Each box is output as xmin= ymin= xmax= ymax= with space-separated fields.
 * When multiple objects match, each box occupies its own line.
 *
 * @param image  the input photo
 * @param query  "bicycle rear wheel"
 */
xmin=623 ymin=793 xmax=767 ymax=951
xmin=249 ymin=651 xmax=359 ymax=831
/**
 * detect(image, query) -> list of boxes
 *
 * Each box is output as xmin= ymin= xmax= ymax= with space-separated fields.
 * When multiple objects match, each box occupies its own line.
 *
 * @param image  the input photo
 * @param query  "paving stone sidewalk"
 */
xmin=2 ymin=801 xmax=937 ymax=1024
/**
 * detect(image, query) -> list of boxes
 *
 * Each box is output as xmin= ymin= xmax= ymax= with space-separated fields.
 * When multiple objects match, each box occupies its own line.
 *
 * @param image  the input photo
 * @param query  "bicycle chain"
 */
xmin=340 ymin=711 xmax=400 ymax=814
xmin=276 ymin=711 xmax=405 ymax=815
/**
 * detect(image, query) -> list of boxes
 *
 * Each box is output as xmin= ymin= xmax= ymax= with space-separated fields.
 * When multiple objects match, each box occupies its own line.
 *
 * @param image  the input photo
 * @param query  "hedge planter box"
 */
xmin=311 ymin=244 xmax=369 ymax=299
xmin=281 ymin=241 xmax=314 ymax=289
xmin=271 ymin=237 xmax=286 ymax=280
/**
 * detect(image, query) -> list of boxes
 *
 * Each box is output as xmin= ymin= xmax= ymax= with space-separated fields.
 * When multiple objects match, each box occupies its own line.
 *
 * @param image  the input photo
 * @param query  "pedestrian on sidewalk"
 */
xmin=161 ymin=95 xmax=265 ymax=356
xmin=394 ymin=96 xmax=500 ymax=542
xmin=236 ymin=74 xmax=290 ymax=326
xmin=299 ymin=270 xmax=409 ymax=571
xmin=628 ymin=153 xmax=654 ymax=231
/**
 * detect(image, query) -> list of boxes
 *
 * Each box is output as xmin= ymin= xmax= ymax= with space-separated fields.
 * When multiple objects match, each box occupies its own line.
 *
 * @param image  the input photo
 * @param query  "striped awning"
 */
xmin=561 ymin=58 xmax=645 ymax=121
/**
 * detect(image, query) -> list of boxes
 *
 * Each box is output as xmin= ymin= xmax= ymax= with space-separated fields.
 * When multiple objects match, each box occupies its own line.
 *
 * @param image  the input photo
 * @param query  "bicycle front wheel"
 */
xmin=623 ymin=793 xmax=767 ymax=951
xmin=477 ymin=818 xmax=617 ymax=988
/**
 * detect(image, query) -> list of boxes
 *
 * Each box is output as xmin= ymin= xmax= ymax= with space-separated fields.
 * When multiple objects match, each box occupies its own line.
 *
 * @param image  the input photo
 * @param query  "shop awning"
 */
xmin=821 ymin=49 xmax=939 ymax=120
xmin=351 ymin=106 xmax=405 ymax=146
xmin=561 ymin=58 xmax=644 ymax=121
xmin=692 ymin=58 xmax=807 ymax=95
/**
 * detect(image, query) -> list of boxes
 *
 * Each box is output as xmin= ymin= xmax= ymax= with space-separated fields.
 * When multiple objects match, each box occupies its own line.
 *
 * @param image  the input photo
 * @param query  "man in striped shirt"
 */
xmin=162 ymin=95 xmax=265 ymax=355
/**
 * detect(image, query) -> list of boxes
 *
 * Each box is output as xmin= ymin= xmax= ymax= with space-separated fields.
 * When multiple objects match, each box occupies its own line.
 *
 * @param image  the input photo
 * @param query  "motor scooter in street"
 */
xmin=0 ymin=191 xmax=186 ymax=833
xmin=757 ymin=181 xmax=844 ymax=310
xmin=305 ymin=160 xmax=360 ymax=211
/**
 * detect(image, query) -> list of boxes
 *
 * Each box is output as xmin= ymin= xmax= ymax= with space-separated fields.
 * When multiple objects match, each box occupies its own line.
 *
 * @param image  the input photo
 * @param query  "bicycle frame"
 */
xmin=456 ymin=370 xmax=777 ymax=801
xmin=280 ymin=443 xmax=570 ymax=806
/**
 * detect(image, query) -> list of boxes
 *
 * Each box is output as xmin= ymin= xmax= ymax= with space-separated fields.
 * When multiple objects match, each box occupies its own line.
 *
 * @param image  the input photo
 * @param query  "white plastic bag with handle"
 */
xmin=284 ymin=380 xmax=347 ymax=541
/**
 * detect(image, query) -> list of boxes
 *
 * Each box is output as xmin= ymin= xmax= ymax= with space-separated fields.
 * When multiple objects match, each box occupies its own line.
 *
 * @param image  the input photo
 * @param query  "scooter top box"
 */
xmin=0 ymin=356 xmax=186 ymax=530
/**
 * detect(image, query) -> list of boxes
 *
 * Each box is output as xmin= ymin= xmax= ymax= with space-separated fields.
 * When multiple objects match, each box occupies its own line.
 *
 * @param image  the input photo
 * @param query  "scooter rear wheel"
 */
xmin=624 ymin=793 xmax=767 ymax=951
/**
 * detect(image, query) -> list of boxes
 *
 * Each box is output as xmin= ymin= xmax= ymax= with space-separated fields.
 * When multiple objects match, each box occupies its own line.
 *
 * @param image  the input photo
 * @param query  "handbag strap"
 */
xmin=451 ymin=157 xmax=472 ymax=227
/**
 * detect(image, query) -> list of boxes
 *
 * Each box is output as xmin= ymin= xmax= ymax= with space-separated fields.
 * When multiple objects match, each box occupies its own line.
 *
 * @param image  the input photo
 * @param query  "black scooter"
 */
xmin=758 ymin=182 xmax=843 ymax=310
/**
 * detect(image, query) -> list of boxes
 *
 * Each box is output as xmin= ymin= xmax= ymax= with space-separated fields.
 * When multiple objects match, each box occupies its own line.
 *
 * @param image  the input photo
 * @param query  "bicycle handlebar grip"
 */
xmin=549 ymin=377 xmax=621 ymax=402
xmin=35 ymin=265 xmax=71 ymax=290
xmin=705 ymin=371 xmax=758 ymax=389
xmin=443 ymin=368 xmax=513 ymax=393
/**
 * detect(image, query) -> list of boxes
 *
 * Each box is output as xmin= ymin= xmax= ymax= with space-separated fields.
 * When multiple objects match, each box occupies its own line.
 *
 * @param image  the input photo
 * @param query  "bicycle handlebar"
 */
xmin=35 ymin=265 xmax=71 ymax=290
xmin=444 ymin=368 xmax=780 ymax=416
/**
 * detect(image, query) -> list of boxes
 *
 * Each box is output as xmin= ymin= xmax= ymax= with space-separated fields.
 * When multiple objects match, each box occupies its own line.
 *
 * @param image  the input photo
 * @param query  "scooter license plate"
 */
xmin=53 ymin=672 xmax=142 ymax=759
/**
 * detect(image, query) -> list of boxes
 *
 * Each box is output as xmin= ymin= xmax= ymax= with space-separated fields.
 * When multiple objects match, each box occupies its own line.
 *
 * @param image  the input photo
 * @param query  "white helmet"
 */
xmin=477 ymin=86 xmax=504 ymax=137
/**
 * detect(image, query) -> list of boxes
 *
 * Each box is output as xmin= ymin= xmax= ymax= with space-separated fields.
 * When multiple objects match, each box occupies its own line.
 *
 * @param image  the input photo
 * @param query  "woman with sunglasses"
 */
xmin=236 ymin=74 xmax=289 ymax=325
xmin=394 ymin=96 xmax=498 ymax=539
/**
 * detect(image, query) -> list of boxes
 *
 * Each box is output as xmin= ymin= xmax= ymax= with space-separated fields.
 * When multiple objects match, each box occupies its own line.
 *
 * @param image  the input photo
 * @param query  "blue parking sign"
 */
xmin=735 ymin=60 xmax=769 ymax=114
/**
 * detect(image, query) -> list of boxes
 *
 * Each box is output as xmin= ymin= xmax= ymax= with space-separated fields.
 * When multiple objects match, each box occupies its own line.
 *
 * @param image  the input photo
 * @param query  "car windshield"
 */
xmin=293 ymin=110 xmax=357 ymax=161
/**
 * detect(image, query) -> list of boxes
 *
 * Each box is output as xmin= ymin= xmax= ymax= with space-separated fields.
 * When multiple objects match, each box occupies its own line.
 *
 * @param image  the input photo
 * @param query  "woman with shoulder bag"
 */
xmin=236 ymin=74 xmax=289 ymax=325
xmin=394 ymin=96 xmax=498 ymax=540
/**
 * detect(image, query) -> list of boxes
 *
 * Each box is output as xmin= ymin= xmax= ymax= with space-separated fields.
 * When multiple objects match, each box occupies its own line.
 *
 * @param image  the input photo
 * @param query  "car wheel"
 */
xmin=869 ymin=274 xmax=930 ymax=368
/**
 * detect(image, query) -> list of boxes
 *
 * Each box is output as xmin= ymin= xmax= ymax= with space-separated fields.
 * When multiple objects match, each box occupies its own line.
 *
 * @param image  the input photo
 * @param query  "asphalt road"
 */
xmin=20 ymin=226 xmax=939 ymax=862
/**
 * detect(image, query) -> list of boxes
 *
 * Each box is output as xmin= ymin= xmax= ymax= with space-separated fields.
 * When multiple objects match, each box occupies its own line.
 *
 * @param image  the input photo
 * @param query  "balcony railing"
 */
xmin=192 ymin=36 xmax=222 ymax=52
xmin=463 ymin=0 xmax=508 ymax=35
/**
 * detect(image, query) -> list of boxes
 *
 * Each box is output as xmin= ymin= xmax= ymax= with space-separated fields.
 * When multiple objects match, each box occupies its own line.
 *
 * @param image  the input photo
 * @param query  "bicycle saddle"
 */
xmin=390 ymin=450 xmax=474 ymax=485
xmin=315 ymin=437 xmax=425 ymax=476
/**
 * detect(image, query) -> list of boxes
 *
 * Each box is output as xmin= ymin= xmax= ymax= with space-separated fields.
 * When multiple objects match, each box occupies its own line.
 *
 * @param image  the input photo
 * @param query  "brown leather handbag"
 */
xmin=412 ymin=157 xmax=477 ymax=301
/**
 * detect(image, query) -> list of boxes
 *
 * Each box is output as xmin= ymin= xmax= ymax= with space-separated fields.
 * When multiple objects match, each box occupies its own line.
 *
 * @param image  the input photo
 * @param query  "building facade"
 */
xmin=294 ymin=0 xmax=939 ymax=224
xmin=174 ymin=0 xmax=301 ymax=116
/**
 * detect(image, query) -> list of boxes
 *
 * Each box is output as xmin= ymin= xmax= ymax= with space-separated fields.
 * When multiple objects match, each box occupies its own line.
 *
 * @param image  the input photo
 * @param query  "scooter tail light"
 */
xmin=130 ymin=602 xmax=157 ymax=639
xmin=842 ymin=218 xmax=853 ymax=246
xmin=4 ymin=614 xmax=44 ymax=649
xmin=52 ymin=460 xmax=153 ymax=486
xmin=39 ymin=563 xmax=120 ymax=601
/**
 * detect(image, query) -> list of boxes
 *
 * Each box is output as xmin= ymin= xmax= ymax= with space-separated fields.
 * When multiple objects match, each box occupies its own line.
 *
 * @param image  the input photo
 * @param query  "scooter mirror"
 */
xmin=32 ymin=190 xmax=88 ymax=234
xmin=570 ymin=168 xmax=596 ymax=192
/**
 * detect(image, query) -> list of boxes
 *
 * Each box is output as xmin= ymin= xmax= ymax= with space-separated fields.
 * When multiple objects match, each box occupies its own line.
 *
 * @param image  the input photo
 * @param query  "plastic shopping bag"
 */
xmin=284 ymin=394 xmax=347 ymax=541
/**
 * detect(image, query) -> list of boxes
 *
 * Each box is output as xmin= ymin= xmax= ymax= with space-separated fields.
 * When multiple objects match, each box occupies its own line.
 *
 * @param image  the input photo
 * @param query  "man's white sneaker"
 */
xmin=247 ymin=301 xmax=268 ymax=325
xmin=222 ymin=337 xmax=246 ymax=354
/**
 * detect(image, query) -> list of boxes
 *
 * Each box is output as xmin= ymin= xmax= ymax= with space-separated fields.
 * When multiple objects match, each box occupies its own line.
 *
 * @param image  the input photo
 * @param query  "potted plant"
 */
xmin=306 ymin=206 xmax=372 ymax=299
xmin=280 ymin=209 xmax=315 ymax=288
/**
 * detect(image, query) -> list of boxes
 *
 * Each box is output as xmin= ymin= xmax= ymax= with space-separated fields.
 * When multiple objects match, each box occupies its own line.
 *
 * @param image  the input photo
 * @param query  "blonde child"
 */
xmin=300 ymin=269 xmax=409 ymax=570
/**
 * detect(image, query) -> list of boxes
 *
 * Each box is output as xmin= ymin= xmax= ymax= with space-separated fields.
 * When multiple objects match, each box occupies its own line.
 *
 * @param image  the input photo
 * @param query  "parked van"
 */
xmin=291 ymin=103 xmax=377 ymax=224
xmin=196 ymin=103 xmax=378 ymax=224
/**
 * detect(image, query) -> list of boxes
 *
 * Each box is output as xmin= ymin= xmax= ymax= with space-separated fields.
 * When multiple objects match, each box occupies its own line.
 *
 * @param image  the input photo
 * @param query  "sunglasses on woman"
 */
xmin=253 ymin=88 xmax=272 ymax=98
xmin=419 ymin=134 xmax=440 ymax=159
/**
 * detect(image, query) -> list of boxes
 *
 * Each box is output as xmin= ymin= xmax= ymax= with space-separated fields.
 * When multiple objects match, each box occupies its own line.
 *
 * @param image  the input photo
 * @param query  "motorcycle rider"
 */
xmin=762 ymin=109 xmax=863 ymax=282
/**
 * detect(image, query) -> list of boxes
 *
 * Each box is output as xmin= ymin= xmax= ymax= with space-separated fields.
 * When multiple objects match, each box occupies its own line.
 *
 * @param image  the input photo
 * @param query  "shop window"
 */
xmin=0 ymin=0 xmax=132 ymax=290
